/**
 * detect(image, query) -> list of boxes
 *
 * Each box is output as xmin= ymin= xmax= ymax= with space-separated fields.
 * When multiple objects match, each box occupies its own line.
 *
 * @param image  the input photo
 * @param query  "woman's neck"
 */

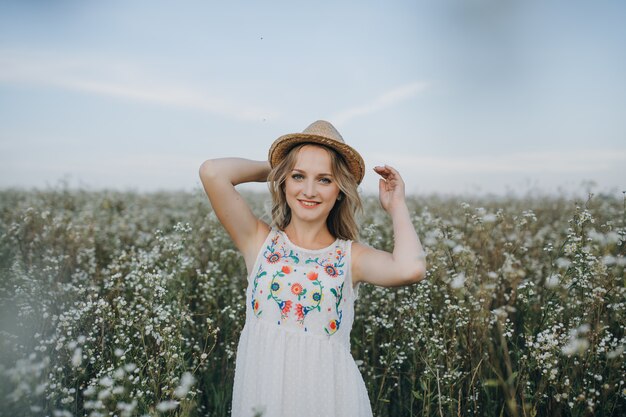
xmin=283 ymin=221 xmax=335 ymax=250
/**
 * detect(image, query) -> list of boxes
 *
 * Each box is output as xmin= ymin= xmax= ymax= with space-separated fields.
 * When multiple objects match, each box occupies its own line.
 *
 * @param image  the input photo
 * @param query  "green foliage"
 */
xmin=0 ymin=186 xmax=624 ymax=416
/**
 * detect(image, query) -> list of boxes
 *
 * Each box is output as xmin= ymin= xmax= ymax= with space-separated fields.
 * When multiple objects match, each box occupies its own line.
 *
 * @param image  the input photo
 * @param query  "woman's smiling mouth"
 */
xmin=298 ymin=199 xmax=320 ymax=208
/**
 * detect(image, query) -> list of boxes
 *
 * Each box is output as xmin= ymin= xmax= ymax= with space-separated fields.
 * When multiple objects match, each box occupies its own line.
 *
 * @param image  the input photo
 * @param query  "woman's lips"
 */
xmin=298 ymin=200 xmax=320 ymax=208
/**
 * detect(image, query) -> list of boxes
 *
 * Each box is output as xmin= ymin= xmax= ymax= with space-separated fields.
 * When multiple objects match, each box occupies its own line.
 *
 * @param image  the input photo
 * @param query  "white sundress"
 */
xmin=231 ymin=227 xmax=373 ymax=417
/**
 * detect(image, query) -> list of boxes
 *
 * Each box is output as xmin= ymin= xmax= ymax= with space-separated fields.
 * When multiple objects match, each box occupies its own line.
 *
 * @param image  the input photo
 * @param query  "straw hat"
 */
xmin=268 ymin=120 xmax=365 ymax=184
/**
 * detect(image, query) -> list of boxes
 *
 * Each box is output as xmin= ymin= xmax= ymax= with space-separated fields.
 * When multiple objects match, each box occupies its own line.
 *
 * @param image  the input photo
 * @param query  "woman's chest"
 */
xmin=249 ymin=236 xmax=350 ymax=336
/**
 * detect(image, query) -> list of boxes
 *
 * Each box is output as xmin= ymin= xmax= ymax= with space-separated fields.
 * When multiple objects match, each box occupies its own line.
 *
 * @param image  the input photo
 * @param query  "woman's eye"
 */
xmin=291 ymin=174 xmax=303 ymax=180
xmin=319 ymin=178 xmax=331 ymax=184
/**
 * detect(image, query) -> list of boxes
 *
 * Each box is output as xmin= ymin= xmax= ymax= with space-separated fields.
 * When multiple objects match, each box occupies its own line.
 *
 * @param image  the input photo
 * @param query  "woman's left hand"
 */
xmin=373 ymin=165 xmax=406 ymax=213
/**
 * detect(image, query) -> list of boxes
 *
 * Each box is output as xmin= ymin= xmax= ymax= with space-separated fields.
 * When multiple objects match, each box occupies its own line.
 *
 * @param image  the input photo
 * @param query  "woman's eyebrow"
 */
xmin=292 ymin=168 xmax=333 ymax=177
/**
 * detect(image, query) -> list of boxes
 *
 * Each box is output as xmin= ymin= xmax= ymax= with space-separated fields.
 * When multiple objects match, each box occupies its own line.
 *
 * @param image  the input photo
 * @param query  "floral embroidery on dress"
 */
xmin=305 ymin=248 xmax=345 ymax=277
xmin=324 ymin=282 xmax=344 ymax=335
xmin=250 ymin=229 xmax=348 ymax=336
xmin=264 ymin=234 xmax=300 ymax=264
xmin=294 ymin=270 xmax=324 ymax=326
xmin=269 ymin=267 xmax=295 ymax=320
xmin=250 ymin=264 xmax=266 ymax=317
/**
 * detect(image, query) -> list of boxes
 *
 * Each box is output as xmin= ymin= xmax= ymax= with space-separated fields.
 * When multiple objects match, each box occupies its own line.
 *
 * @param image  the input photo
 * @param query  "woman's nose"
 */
xmin=303 ymin=179 xmax=316 ymax=198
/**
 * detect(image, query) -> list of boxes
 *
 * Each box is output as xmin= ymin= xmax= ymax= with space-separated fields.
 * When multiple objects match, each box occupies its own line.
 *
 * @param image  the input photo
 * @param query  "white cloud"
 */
xmin=331 ymin=81 xmax=429 ymax=126
xmin=359 ymin=149 xmax=626 ymax=195
xmin=0 ymin=49 xmax=279 ymax=122
xmin=364 ymin=149 xmax=626 ymax=174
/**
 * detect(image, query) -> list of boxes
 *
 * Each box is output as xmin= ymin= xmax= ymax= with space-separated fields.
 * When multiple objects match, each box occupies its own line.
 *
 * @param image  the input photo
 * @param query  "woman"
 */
xmin=199 ymin=120 xmax=426 ymax=417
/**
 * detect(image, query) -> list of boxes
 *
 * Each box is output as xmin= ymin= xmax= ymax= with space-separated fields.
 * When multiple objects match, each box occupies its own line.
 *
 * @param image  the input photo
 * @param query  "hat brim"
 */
xmin=268 ymin=133 xmax=365 ymax=184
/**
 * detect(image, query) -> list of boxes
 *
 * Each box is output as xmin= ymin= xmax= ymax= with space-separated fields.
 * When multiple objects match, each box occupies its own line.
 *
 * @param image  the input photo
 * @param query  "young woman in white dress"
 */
xmin=199 ymin=120 xmax=427 ymax=417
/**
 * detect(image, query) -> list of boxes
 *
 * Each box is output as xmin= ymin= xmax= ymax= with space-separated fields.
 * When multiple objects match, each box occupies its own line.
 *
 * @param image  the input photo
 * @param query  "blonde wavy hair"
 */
xmin=267 ymin=143 xmax=363 ymax=241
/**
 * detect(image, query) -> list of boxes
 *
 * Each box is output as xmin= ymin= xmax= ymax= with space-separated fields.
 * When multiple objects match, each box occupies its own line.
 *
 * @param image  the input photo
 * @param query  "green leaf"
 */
xmin=289 ymin=251 xmax=300 ymax=264
xmin=506 ymin=372 xmax=518 ymax=385
xmin=483 ymin=379 xmax=500 ymax=388
xmin=330 ymin=288 xmax=338 ymax=297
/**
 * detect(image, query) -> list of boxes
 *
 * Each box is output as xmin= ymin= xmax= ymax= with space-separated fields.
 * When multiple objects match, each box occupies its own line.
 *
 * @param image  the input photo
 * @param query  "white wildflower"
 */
xmin=174 ymin=372 xmax=196 ymax=398
xmin=556 ymin=258 xmax=571 ymax=268
xmin=113 ymin=368 xmax=125 ymax=379
xmin=450 ymin=272 xmax=466 ymax=289
xmin=545 ymin=274 xmax=560 ymax=288
xmin=117 ymin=400 xmax=138 ymax=417
xmin=562 ymin=325 xmax=590 ymax=356
xmin=602 ymin=255 xmax=616 ymax=266
xmin=98 ymin=376 xmax=113 ymax=388
xmin=124 ymin=363 xmax=137 ymax=372
xmin=97 ymin=389 xmax=111 ymax=400
xmin=71 ymin=347 xmax=82 ymax=368
xmin=156 ymin=400 xmax=179 ymax=412
xmin=483 ymin=213 xmax=497 ymax=223
xmin=607 ymin=345 xmax=624 ymax=359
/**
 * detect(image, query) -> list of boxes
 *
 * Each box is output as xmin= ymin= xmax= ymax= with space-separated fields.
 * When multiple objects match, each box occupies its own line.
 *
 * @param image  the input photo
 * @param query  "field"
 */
xmin=0 ymin=186 xmax=624 ymax=417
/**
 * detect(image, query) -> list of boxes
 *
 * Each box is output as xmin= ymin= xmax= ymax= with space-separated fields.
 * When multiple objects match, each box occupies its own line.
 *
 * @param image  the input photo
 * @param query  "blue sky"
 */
xmin=1 ymin=0 xmax=625 ymax=197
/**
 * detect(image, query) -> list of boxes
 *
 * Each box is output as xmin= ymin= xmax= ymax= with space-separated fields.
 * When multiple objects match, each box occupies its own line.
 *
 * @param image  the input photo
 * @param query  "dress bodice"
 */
xmin=245 ymin=227 xmax=359 ymax=348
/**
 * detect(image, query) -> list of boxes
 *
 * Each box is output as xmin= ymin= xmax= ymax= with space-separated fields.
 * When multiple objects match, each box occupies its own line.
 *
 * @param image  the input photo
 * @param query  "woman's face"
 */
xmin=284 ymin=144 xmax=341 ymax=225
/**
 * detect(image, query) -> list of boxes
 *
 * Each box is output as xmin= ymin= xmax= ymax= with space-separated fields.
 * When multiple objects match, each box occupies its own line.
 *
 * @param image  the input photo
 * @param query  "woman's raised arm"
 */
xmin=198 ymin=158 xmax=271 ymax=269
xmin=352 ymin=165 xmax=427 ymax=287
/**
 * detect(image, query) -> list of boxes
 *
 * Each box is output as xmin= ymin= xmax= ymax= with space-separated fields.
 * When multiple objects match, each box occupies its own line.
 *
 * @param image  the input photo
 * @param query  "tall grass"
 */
xmin=0 ymin=186 xmax=624 ymax=416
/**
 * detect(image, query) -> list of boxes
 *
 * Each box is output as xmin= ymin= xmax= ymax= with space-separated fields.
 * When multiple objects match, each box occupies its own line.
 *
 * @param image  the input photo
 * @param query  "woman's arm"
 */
xmin=352 ymin=165 xmax=427 ymax=287
xmin=199 ymin=158 xmax=271 ymax=269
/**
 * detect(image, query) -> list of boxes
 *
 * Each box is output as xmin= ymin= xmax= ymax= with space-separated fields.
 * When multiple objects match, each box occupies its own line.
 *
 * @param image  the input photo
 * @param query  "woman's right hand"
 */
xmin=373 ymin=164 xmax=406 ymax=214
xmin=199 ymin=158 xmax=271 ymax=272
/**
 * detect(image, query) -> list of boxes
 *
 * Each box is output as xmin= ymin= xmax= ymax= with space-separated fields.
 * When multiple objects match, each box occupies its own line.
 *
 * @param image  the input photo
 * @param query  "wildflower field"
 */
xmin=0 ymin=186 xmax=624 ymax=417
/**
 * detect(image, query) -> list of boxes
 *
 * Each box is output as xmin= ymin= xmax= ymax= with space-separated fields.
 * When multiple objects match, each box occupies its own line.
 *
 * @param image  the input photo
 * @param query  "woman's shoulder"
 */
xmin=350 ymin=240 xmax=372 ymax=255
xmin=254 ymin=220 xmax=273 ymax=248
xmin=242 ymin=220 xmax=272 ymax=272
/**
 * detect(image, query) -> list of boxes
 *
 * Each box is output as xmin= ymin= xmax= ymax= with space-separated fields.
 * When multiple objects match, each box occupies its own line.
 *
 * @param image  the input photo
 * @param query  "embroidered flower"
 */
xmin=282 ymin=265 xmax=292 ymax=274
xmin=324 ymin=264 xmax=338 ymax=277
xmin=306 ymin=271 xmax=318 ymax=281
xmin=325 ymin=319 xmax=340 ymax=335
xmin=280 ymin=300 xmax=292 ymax=315
xmin=295 ymin=303 xmax=305 ymax=321
xmin=271 ymin=282 xmax=280 ymax=292
xmin=312 ymin=291 xmax=322 ymax=302
xmin=291 ymin=283 xmax=303 ymax=296
xmin=253 ymin=300 xmax=260 ymax=313
xmin=266 ymin=252 xmax=281 ymax=263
